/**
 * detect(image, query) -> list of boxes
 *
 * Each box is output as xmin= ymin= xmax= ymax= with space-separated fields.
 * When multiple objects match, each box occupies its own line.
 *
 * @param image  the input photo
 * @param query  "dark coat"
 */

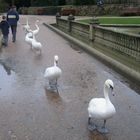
xmin=0 ymin=20 xmax=10 ymax=36
xmin=7 ymin=9 xmax=19 ymax=26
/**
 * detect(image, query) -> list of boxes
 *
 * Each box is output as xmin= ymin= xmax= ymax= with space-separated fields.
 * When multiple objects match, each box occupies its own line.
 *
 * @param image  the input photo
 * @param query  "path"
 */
xmin=0 ymin=15 xmax=139 ymax=140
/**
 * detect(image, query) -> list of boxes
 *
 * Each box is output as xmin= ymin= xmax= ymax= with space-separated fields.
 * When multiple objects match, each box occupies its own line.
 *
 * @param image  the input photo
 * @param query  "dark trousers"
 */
xmin=10 ymin=25 xmax=17 ymax=42
xmin=2 ymin=35 xmax=8 ymax=46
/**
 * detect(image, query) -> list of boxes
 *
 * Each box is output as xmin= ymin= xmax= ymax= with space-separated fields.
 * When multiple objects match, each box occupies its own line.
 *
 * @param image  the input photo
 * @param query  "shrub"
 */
xmin=61 ymin=8 xmax=76 ymax=16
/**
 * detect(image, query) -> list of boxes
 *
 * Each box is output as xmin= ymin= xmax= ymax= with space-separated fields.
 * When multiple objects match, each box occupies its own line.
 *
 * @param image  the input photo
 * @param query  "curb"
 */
xmin=43 ymin=23 xmax=140 ymax=85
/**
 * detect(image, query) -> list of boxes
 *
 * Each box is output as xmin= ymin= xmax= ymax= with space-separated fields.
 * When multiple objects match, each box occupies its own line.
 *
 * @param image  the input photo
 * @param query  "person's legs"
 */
xmin=1 ymin=35 xmax=5 ymax=45
xmin=2 ymin=35 xmax=8 ymax=47
xmin=11 ymin=25 xmax=17 ymax=42
xmin=4 ymin=35 xmax=8 ymax=46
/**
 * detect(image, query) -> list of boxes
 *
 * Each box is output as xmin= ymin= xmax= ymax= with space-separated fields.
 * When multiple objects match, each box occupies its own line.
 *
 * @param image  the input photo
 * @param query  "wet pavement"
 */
xmin=0 ymin=15 xmax=140 ymax=140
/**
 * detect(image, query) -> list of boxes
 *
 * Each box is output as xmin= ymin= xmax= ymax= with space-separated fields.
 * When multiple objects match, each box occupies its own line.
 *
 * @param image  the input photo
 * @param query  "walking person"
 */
xmin=7 ymin=5 xmax=19 ymax=42
xmin=0 ymin=15 xmax=10 ymax=47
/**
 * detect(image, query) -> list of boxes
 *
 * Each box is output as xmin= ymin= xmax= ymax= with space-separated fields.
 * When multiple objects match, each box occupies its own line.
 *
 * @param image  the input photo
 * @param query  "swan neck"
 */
xmin=35 ymin=24 xmax=39 ymax=29
xmin=104 ymin=85 xmax=111 ymax=103
xmin=54 ymin=61 xmax=57 ymax=66
xmin=35 ymin=22 xmax=39 ymax=29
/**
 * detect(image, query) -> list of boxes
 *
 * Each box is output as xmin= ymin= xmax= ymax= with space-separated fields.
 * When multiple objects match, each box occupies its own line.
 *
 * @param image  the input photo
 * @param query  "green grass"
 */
xmin=79 ymin=17 xmax=140 ymax=25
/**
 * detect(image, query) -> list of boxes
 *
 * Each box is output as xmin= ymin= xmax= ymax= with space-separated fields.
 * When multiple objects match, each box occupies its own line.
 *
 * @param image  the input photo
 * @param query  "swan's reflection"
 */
xmin=88 ymin=131 xmax=109 ymax=140
xmin=0 ymin=60 xmax=11 ymax=75
xmin=44 ymin=87 xmax=62 ymax=105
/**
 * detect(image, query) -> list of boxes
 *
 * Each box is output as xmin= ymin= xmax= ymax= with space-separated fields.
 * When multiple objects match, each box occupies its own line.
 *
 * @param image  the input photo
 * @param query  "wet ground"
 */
xmin=0 ymin=15 xmax=140 ymax=140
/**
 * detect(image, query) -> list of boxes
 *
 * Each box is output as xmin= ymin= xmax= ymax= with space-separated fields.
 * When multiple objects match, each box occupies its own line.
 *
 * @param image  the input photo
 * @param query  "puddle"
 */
xmin=0 ymin=60 xmax=16 ymax=91
xmin=0 ymin=60 xmax=15 ymax=76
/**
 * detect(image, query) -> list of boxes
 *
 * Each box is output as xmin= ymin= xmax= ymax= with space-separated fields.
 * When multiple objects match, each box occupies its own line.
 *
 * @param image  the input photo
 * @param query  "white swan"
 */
xmin=26 ymin=20 xmax=40 ymax=36
xmin=44 ymin=55 xmax=62 ymax=92
xmin=32 ymin=20 xmax=40 ymax=35
xmin=23 ymin=17 xmax=30 ymax=33
xmin=88 ymin=79 xmax=116 ymax=133
xmin=31 ymin=34 xmax=42 ymax=55
xmin=25 ymin=31 xmax=34 ymax=48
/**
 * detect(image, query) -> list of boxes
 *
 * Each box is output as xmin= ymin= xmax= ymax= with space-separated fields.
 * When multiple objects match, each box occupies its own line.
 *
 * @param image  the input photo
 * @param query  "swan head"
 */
xmin=27 ymin=28 xmax=32 ymax=33
xmin=105 ymin=79 xmax=114 ymax=93
xmin=35 ymin=20 xmax=40 ymax=24
xmin=54 ymin=55 xmax=59 ymax=65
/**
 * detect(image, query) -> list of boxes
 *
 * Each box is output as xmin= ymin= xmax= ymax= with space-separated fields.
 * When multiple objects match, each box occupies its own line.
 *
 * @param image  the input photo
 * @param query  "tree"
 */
xmin=3 ymin=0 xmax=65 ymax=8
xmin=30 ymin=0 xmax=66 ymax=6
xmin=73 ymin=0 xmax=96 ymax=5
xmin=4 ymin=0 xmax=31 ymax=9
xmin=58 ymin=0 xmax=66 ymax=5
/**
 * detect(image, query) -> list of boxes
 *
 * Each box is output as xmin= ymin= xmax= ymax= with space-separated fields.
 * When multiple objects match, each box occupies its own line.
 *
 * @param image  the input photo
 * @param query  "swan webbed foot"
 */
xmin=88 ymin=117 xmax=97 ymax=131
xmin=97 ymin=119 xmax=109 ymax=134
xmin=88 ymin=122 xmax=97 ymax=131
xmin=54 ymin=79 xmax=59 ymax=93
xmin=49 ymin=80 xmax=59 ymax=93
xmin=97 ymin=126 xmax=109 ymax=134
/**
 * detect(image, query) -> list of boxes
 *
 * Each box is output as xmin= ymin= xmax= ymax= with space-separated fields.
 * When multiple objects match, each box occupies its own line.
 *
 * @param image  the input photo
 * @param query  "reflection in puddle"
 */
xmin=0 ymin=59 xmax=14 ymax=75
xmin=88 ymin=131 xmax=109 ymax=140
xmin=1 ymin=63 xmax=11 ymax=75
xmin=44 ymin=87 xmax=64 ymax=106
xmin=0 ymin=60 xmax=17 ymax=92
xmin=45 ymin=88 xmax=61 ymax=101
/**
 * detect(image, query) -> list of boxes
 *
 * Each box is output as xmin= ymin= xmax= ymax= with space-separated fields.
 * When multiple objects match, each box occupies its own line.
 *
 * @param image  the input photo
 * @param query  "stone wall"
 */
xmin=94 ymin=26 xmax=140 ymax=59
xmin=56 ymin=17 xmax=140 ymax=60
xmin=57 ymin=18 xmax=89 ymax=41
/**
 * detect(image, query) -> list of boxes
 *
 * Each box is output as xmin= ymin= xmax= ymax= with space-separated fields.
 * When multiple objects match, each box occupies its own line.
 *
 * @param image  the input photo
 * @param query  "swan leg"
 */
xmin=88 ymin=117 xmax=91 ymax=124
xmin=48 ymin=79 xmax=58 ymax=92
xmin=49 ymin=80 xmax=54 ymax=90
xmin=88 ymin=117 xmax=96 ymax=131
xmin=97 ymin=120 xmax=109 ymax=134
xmin=55 ymin=79 xmax=59 ymax=93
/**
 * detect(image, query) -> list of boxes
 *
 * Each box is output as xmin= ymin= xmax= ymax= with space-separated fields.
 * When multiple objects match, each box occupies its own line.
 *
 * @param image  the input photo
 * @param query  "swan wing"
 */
xmin=88 ymin=98 xmax=107 ymax=118
xmin=32 ymin=40 xmax=42 ymax=48
xmin=89 ymin=98 xmax=106 ymax=108
xmin=44 ymin=66 xmax=62 ymax=80
xmin=88 ymin=98 xmax=116 ymax=119
xmin=25 ymin=34 xmax=33 ymax=44
xmin=55 ymin=66 xmax=62 ymax=75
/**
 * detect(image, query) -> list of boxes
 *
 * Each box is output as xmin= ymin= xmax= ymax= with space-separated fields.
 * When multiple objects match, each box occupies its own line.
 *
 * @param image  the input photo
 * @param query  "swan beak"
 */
xmin=55 ymin=60 xmax=58 ymax=65
xmin=110 ymin=85 xmax=113 ymax=90
xmin=110 ymin=85 xmax=115 ymax=96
